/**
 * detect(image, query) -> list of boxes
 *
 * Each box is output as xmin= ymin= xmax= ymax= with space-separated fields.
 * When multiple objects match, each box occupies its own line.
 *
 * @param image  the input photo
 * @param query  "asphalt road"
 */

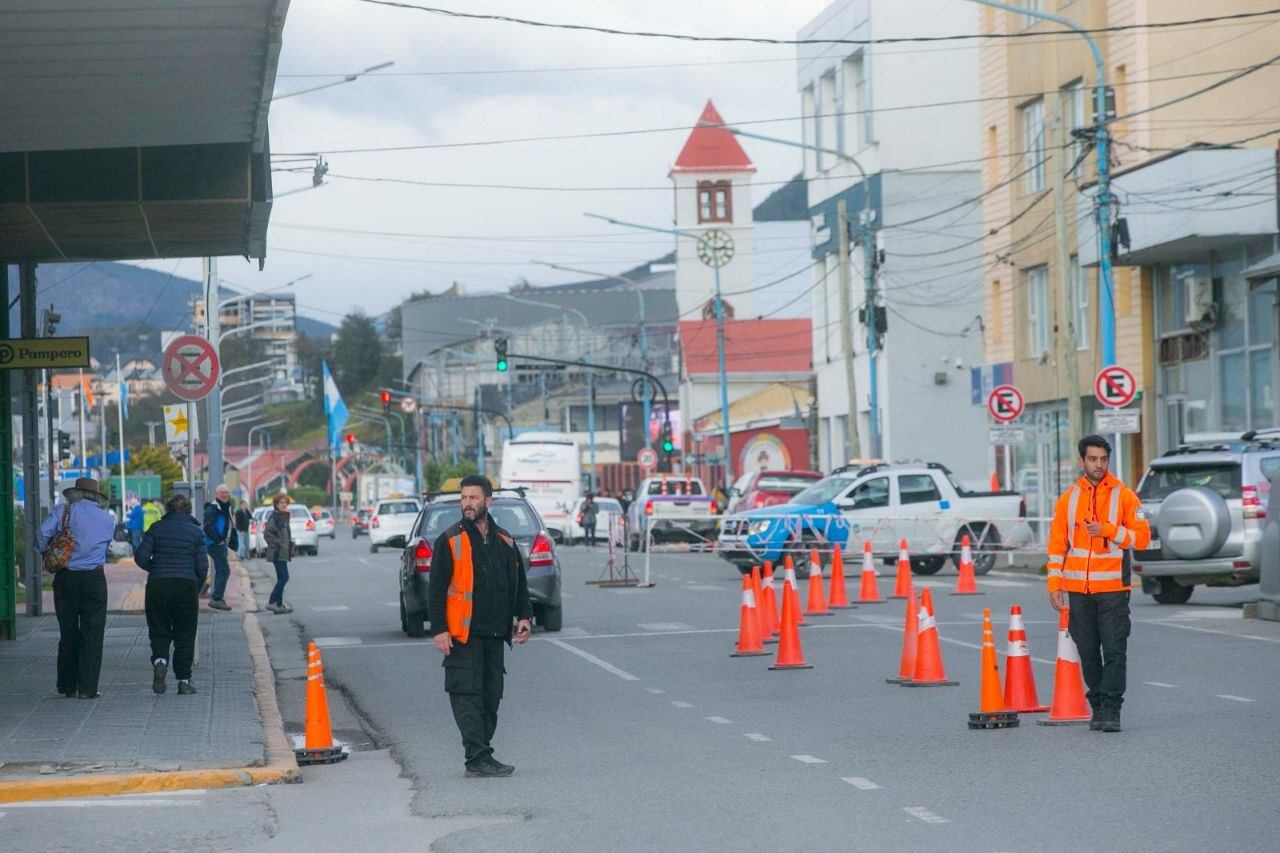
xmin=9 ymin=530 xmax=1280 ymax=851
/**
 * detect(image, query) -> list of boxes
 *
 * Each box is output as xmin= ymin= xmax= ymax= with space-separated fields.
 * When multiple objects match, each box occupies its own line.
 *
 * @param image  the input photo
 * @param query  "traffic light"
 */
xmin=42 ymin=306 xmax=61 ymax=337
xmin=57 ymin=430 xmax=72 ymax=462
xmin=380 ymin=390 xmax=392 ymax=413
xmin=345 ymin=433 xmax=356 ymax=451
xmin=660 ymin=421 xmax=674 ymax=455
xmin=495 ymin=338 xmax=509 ymax=373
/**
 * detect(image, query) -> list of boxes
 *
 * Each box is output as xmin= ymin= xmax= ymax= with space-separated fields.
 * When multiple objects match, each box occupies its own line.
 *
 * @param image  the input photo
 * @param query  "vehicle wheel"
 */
xmin=953 ymin=525 xmax=1000 ymax=575
xmin=403 ymin=596 xmax=427 ymax=637
xmin=539 ymin=606 xmax=563 ymax=632
xmin=910 ymin=556 xmax=947 ymax=576
xmin=311 ymin=545 xmax=319 ymax=557
xmin=1151 ymin=578 xmax=1193 ymax=605
xmin=370 ymin=543 xmax=379 ymax=554
xmin=330 ymin=532 xmax=336 ymax=540
xmin=786 ymin=535 xmax=824 ymax=579
xmin=351 ymin=528 xmax=357 ymax=539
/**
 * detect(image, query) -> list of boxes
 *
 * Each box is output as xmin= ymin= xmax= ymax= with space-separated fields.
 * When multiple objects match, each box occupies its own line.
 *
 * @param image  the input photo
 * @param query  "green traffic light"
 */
xmin=662 ymin=440 xmax=674 ymax=452
xmin=496 ymin=359 xmax=508 ymax=372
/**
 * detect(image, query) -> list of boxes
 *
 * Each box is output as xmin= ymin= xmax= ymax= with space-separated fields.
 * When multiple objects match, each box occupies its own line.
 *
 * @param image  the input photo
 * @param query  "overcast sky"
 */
xmin=189 ymin=0 xmax=836 ymax=326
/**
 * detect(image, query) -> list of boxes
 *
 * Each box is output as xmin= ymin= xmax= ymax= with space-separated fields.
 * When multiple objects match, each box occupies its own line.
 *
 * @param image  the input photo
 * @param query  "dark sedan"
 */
xmin=391 ymin=493 xmax=563 ymax=637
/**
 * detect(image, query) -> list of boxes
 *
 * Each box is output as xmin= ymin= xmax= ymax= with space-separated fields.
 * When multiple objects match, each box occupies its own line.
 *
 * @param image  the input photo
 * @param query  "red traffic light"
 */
xmin=345 ymin=433 xmax=356 ymax=445
xmin=379 ymin=390 xmax=391 ymax=403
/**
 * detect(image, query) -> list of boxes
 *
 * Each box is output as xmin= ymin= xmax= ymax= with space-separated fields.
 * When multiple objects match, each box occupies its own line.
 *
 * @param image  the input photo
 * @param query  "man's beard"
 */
xmin=463 ymin=505 xmax=488 ymax=522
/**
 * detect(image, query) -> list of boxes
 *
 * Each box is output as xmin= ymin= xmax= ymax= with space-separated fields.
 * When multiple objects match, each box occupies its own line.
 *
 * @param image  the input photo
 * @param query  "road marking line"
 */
xmin=903 ymin=806 xmax=948 ymax=824
xmin=545 ymin=638 xmax=639 ymax=681
xmin=672 ymin=701 xmax=693 ymax=708
xmin=309 ymin=605 xmax=350 ymax=612
xmin=313 ymin=636 xmax=362 ymax=647
xmin=976 ymin=579 xmax=1029 ymax=588
xmin=382 ymin=602 xmax=400 ymax=608
xmin=705 ymin=716 xmax=733 ymax=724
xmin=645 ymin=687 xmax=666 ymax=694
xmin=872 ymin=624 xmax=1055 ymax=666
xmin=791 ymin=755 xmax=827 ymax=764
xmin=1141 ymin=619 xmax=1280 ymax=644
xmin=638 ymin=622 xmax=695 ymax=632
xmin=842 ymin=777 xmax=880 ymax=790
xmin=743 ymin=733 xmax=772 ymax=742
xmin=1217 ymin=694 xmax=1255 ymax=703
xmin=1143 ymin=681 xmax=1178 ymax=688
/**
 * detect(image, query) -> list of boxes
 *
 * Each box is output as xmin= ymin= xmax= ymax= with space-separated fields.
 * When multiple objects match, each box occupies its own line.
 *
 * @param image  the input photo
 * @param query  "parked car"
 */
xmin=725 ymin=469 xmax=824 ymax=515
xmin=392 ymin=491 xmax=563 ymax=637
xmin=351 ymin=506 xmax=374 ymax=538
xmin=717 ymin=462 xmax=1027 ymax=577
xmin=288 ymin=503 xmax=321 ymax=556
xmin=368 ymin=498 xmax=421 ymax=553
xmin=1134 ymin=429 xmax=1280 ymax=604
xmin=624 ymin=475 xmax=719 ymax=551
xmin=563 ymin=496 xmax=624 ymax=545
xmin=312 ymin=508 xmax=336 ymax=539
xmin=248 ymin=506 xmax=271 ymax=557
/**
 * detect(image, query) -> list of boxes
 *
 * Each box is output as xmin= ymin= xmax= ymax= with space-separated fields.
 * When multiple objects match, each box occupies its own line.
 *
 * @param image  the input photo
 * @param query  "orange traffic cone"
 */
xmin=805 ymin=548 xmax=831 ymax=616
xmin=828 ymin=544 xmax=852 ymax=609
xmin=769 ymin=563 xmax=812 ymax=670
xmin=1003 ymin=605 xmax=1049 ymax=713
xmin=904 ymin=588 xmax=958 ymax=687
xmin=990 ymin=471 xmax=1000 ymax=491
xmin=783 ymin=556 xmax=808 ymax=626
xmin=968 ymin=609 xmax=1018 ymax=729
xmin=891 ymin=539 xmax=912 ymax=598
xmin=1037 ymin=609 xmax=1091 ymax=726
xmin=951 ymin=535 xmax=983 ymax=596
xmin=732 ymin=572 xmax=769 ymax=657
xmin=885 ymin=584 xmax=919 ymax=684
xmin=296 ymin=642 xmax=348 ymax=765
xmin=857 ymin=541 xmax=883 ymax=604
xmin=758 ymin=562 xmax=780 ymax=641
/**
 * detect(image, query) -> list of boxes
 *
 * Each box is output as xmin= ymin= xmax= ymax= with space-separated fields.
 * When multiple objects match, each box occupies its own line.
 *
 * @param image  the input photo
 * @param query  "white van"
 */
xmin=500 ymin=432 xmax=582 ymax=542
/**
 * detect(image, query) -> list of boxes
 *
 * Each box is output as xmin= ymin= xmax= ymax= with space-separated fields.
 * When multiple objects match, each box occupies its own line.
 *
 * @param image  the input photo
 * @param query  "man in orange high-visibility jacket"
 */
xmin=1047 ymin=434 xmax=1150 ymax=733
xmin=429 ymin=475 xmax=532 ymax=777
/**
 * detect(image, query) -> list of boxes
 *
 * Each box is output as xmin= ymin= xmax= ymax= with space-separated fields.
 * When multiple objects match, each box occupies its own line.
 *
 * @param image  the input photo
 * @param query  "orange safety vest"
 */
xmin=446 ymin=532 xmax=475 ymax=644
xmin=1046 ymin=472 xmax=1150 ymax=595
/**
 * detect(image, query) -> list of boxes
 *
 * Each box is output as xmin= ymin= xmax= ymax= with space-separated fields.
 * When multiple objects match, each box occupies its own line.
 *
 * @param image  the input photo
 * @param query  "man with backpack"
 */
xmin=202 ymin=484 xmax=239 ymax=611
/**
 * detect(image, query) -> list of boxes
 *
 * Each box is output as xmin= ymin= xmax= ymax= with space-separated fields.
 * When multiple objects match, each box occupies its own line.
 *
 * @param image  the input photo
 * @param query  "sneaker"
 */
xmin=152 ymin=660 xmax=168 ymax=695
xmin=265 ymin=602 xmax=283 ymax=614
xmin=177 ymin=681 xmax=197 ymax=695
xmin=279 ymin=603 xmax=294 ymax=614
xmin=488 ymin=758 xmax=515 ymax=776
xmin=208 ymin=599 xmax=231 ymax=612
xmin=465 ymin=758 xmax=513 ymax=778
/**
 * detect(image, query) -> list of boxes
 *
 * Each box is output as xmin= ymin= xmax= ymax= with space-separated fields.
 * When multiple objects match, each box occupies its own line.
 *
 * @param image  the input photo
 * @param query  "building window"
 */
xmin=841 ymin=55 xmax=871 ymax=152
xmin=1070 ymin=255 xmax=1089 ymax=350
xmin=1020 ymin=99 xmax=1045 ymax=192
xmin=1062 ymin=80 xmax=1086 ymax=175
xmin=802 ymin=85 xmax=817 ymax=175
xmin=697 ymin=180 xmax=732 ymax=223
xmin=819 ymin=71 xmax=838 ymax=168
xmin=1026 ymin=265 xmax=1050 ymax=356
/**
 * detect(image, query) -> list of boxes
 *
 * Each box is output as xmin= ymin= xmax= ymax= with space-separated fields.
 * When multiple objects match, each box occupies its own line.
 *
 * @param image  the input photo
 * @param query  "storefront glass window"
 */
xmin=1219 ymin=269 xmax=1247 ymax=350
xmin=1250 ymin=348 xmax=1274 ymax=425
xmin=1248 ymin=280 xmax=1275 ymax=343
xmin=1220 ymin=351 xmax=1247 ymax=431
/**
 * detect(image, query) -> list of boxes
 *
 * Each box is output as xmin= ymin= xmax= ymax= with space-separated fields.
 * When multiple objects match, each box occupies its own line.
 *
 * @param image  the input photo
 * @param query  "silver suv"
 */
xmin=1134 ymin=429 xmax=1280 ymax=604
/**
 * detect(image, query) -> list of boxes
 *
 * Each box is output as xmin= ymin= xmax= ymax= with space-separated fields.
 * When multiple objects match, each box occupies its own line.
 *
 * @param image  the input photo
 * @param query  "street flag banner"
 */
xmin=120 ymin=374 xmax=129 ymax=420
xmin=163 ymin=404 xmax=198 ymax=444
xmin=322 ymin=361 xmax=349 ymax=451
xmin=80 ymin=371 xmax=95 ymax=408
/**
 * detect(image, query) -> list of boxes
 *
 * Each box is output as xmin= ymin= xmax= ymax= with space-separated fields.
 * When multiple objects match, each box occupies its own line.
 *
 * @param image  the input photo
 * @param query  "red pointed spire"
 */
xmin=670 ymin=99 xmax=756 ymax=175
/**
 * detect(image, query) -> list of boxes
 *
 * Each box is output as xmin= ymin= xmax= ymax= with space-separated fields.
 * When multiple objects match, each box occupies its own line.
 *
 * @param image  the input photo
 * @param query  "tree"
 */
xmin=112 ymin=444 xmax=184 ymax=495
xmin=331 ymin=310 xmax=384 ymax=392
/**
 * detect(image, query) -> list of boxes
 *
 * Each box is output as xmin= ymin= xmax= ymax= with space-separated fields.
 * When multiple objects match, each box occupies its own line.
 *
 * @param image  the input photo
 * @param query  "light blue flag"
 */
xmin=120 ymin=375 xmax=129 ymax=420
xmin=322 ymin=361 xmax=349 ymax=452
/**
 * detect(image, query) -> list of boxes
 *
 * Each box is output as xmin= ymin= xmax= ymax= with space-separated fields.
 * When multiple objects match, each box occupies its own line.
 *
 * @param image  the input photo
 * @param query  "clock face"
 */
xmin=697 ymin=229 xmax=735 ymax=268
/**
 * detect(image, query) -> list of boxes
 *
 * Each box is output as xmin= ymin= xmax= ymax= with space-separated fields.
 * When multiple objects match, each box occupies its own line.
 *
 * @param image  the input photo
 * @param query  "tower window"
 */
xmin=697 ymin=180 xmax=732 ymax=223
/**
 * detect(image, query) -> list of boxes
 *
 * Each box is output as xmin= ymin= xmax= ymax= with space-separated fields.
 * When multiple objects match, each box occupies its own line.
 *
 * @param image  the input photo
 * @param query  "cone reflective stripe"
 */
xmin=1003 ymin=606 xmax=1049 ymax=713
xmin=769 ymin=559 xmax=812 ymax=670
xmin=857 ymin=541 xmax=883 ymax=603
xmin=904 ymin=588 xmax=958 ymax=686
xmin=891 ymin=539 xmax=912 ymax=598
xmin=805 ymin=548 xmax=831 ymax=616
xmin=966 ymin=608 xmax=1018 ymax=728
xmin=828 ymin=544 xmax=852 ymax=608
xmin=758 ymin=562 xmax=780 ymax=639
xmin=885 ymin=584 xmax=918 ymax=684
xmin=749 ymin=566 xmax=776 ymax=644
xmin=783 ymin=556 xmax=807 ymax=626
xmin=732 ymin=574 xmax=769 ymax=657
xmin=1037 ymin=609 xmax=1091 ymax=725
xmin=951 ymin=534 xmax=982 ymax=596
xmin=296 ymin=642 xmax=348 ymax=764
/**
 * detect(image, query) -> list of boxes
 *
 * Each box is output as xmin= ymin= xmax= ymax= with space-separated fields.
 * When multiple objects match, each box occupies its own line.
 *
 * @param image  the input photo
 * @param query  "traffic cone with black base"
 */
xmin=828 ymin=544 xmax=852 ymax=609
xmin=891 ymin=539 xmax=912 ymax=599
xmin=1037 ymin=609 xmax=1091 ymax=725
xmin=1003 ymin=605 xmax=1049 ymax=713
xmin=769 ymin=564 xmax=812 ymax=670
xmin=732 ymin=573 xmax=769 ymax=657
xmin=950 ymin=535 xmax=983 ymax=596
xmin=758 ymin=562 xmax=780 ymax=641
xmin=857 ymin=541 xmax=883 ymax=604
xmin=296 ymin=642 xmax=348 ymax=765
xmin=968 ymin=609 xmax=1018 ymax=729
xmin=783 ymin=556 xmax=808 ymax=626
xmin=903 ymin=588 xmax=958 ymax=687
xmin=805 ymin=548 xmax=832 ymax=616
xmin=885 ymin=584 xmax=918 ymax=684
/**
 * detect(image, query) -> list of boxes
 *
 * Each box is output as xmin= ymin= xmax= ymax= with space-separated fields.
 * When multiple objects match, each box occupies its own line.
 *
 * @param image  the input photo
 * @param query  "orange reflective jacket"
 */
xmin=1046 ymin=472 xmax=1150 ymax=595
xmin=446 ymin=532 xmax=474 ymax=643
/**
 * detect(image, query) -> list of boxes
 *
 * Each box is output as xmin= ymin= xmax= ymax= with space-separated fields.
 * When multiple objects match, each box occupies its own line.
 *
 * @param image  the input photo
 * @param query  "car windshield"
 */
xmin=756 ymin=474 xmax=821 ymax=493
xmin=288 ymin=506 xmax=311 ymax=520
xmin=421 ymin=501 xmax=542 ymax=541
xmin=378 ymin=501 xmax=419 ymax=516
xmin=1139 ymin=463 xmax=1241 ymax=501
xmin=594 ymin=499 xmax=622 ymax=512
xmin=792 ymin=476 xmax=856 ymax=506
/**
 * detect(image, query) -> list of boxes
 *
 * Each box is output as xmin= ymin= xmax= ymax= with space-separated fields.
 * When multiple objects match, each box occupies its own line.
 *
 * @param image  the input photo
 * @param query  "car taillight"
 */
xmin=305 ymin=520 xmax=315 ymax=530
xmin=1242 ymin=486 xmax=1265 ymax=519
xmin=753 ymin=493 xmax=766 ymax=508
xmin=372 ymin=516 xmax=380 ymax=528
xmin=530 ymin=533 xmax=555 ymax=567
xmin=710 ymin=499 xmax=718 ymax=514
xmin=576 ymin=513 xmax=583 ymax=523
xmin=644 ymin=500 xmax=653 ymax=516
xmin=249 ymin=523 xmax=257 ymax=533
xmin=414 ymin=539 xmax=432 ymax=572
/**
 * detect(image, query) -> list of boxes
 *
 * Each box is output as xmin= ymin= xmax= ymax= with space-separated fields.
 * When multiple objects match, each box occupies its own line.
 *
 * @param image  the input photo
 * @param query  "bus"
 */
xmin=499 ymin=432 xmax=582 ymax=542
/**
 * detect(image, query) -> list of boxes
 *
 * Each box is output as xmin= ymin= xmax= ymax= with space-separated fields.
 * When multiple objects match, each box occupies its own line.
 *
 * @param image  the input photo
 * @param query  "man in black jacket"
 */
xmin=428 ymin=475 xmax=533 ymax=778
xmin=202 ymin=484 xmax=238 ymax=611
xmin=136 ymin=494 xmax=209 ymax=695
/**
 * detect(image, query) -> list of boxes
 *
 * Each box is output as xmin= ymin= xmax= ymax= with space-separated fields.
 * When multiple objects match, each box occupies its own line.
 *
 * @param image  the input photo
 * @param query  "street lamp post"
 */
xmin=246 ymin=419 xmax=287 ymax=503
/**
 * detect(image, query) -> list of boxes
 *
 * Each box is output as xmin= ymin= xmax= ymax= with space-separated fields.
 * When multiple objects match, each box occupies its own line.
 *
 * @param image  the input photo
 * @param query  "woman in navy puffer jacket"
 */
xmin=135 ymin=493 xmax=208 ymax=695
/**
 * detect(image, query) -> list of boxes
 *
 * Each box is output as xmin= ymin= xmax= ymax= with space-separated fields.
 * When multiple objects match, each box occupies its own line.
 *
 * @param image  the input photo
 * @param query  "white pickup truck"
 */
xmin=625 ymin=475 xmax=719 ymax=551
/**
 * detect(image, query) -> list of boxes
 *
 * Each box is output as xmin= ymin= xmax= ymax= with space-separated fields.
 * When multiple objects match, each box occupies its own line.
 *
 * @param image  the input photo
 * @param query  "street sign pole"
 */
xmin=203 ymin=257 xmax=222 ymax=492
xmin=0 ymin=264 xmax=14 ymax=638
xmin=19 ymin=262 xmax=41 ymax=617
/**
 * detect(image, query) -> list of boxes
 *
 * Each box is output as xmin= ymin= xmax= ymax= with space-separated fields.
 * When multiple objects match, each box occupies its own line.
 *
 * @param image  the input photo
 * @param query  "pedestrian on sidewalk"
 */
xmin=580 ymin=492 xmax=598 ymax=548
xmin=1046 ymin=435 xmax=1150 ymax=733
xmin=262 ymin=494 xmax=294 ymax=614
xmin=429 ymin=475 xmax=532 ymax=778
xmin=203 ymin=484 xmax=239 ymax=611
xmin=234 ymin=500 xmax=252 ymax=561
xmin=37 ymin=477 xmax=115 ymax=699
xmin=125 ymin=499 xmax=145 ymax=551
xmin=135 ymin=493 xmax=207 ymax=696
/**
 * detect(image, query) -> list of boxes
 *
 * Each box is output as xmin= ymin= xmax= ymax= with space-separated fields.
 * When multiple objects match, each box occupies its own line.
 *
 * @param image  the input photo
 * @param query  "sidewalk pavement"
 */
xmin=36 ymin=554 xmax=255 ymax=614
xmin=0 ymin=558 xmax=297 ymax=802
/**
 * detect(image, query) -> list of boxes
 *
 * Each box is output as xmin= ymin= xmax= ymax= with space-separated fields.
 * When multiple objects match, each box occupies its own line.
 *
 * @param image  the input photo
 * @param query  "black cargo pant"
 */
xmin=443 ymin=636 xmax=506 ymax=768
xmin=145 ymin=578 xmax=200 ymax=680
xmin=52 ymin=567 xmax=108 ymax=696
xmin=1068 ymin=590 xmax=1131 ymax=709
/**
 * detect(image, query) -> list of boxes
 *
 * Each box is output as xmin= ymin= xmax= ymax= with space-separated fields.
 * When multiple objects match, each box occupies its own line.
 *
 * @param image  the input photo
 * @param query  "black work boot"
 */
xmin=1088 ymin=702 xmax=1104 ymax=731
xmin=1101 ymin=701 xmax=1122 ymax=733
xmin=465 ymin=758 xmax=514 ymax=778
xmin=177 ymin=680 xmax=198 ymax=696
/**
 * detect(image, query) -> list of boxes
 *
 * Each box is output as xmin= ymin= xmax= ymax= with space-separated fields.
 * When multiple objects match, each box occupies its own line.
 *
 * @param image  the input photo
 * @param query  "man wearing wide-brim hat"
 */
xmin=37 ymin=477 xmax=117 ymax=698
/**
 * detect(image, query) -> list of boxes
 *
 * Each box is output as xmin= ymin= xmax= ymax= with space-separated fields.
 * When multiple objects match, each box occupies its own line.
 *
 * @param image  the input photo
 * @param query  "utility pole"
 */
xmin=19 ymin=262 xmax=42 ymax=616
xmin=145 ymin=420 xmax=161 ymax=445
xmin=0 ymin=264 xmax=16 ymax=637
xmin=115 ymin=353 xmax=126 ymax=519
xmin=203 ymin=257 xmax=223 ymax=491
xmin=837 ymin=200 xmax=862 ymax=460
xmin=1053 ymin=115 xmax=1083 ymax=443
xmin=44 ymin=367 xmax=56 ymax=506
xmin=77 ymin=369 xmax=88 ymax=469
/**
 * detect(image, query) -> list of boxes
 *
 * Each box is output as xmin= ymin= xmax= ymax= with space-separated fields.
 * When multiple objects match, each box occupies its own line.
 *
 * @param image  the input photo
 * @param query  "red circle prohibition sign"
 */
xmin=987 ymin=384 xmax=1024 ymax=423
xmin=1094 ymin=365 xmax=1136 ymax=409
xmin=163 ymin=335 xmax=221 ymax=401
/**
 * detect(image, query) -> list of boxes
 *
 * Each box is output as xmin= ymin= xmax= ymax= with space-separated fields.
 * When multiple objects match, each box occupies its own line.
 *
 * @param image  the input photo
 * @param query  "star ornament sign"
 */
xmin=163 ymin=403 xmax=199 ymax=443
